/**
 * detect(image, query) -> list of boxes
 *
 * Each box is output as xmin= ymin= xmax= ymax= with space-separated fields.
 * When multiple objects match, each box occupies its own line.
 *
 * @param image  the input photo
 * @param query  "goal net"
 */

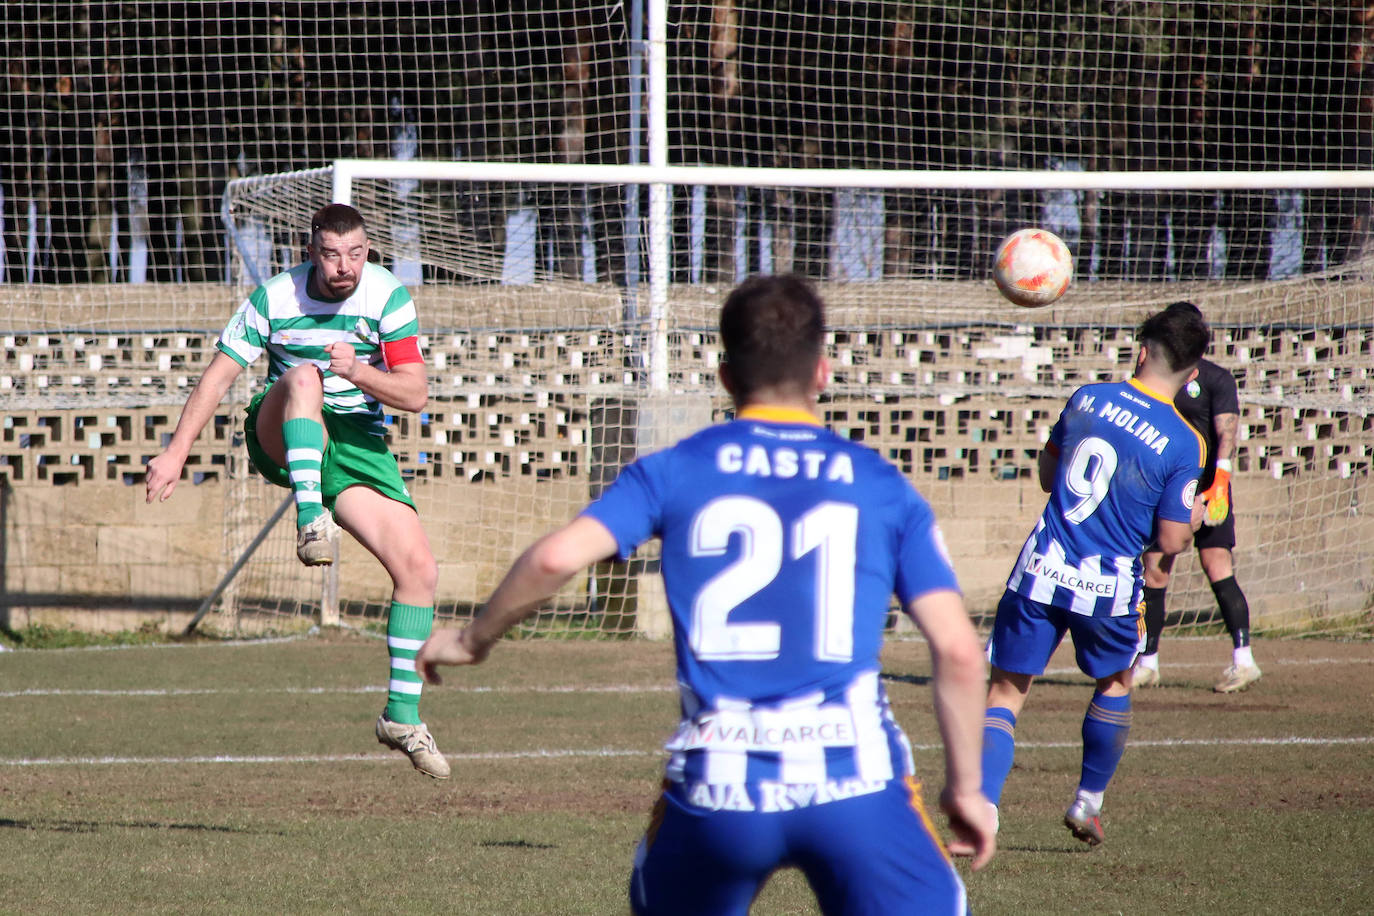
xmin=2 ymin=2 xmax=1371 ymax=641
xmin=217 ymin=163 xmax=1374 ymax=638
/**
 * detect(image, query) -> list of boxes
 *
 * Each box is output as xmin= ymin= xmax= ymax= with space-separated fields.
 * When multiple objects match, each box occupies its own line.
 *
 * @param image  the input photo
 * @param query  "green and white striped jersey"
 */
xmin=217 ymin=261 xmax=421 ymax=437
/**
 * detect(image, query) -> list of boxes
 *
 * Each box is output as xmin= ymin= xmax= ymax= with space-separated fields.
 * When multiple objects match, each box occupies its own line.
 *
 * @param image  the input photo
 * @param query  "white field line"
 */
xmin=0 ymin=684 xmax=677 ymax=698
xmin=3 ymin=659 xmax=1369 ymax=767
xmin=1010 ymin=736 xmax=1374 ymax=749
xmin=0 ymin=634 xmax=318 ymax=652
xmin=0 ymin=748 xmax=651 ymax=767
xmin=1041 ymin=656 xmax=1373 ymax=677
xmin=0 ymin=633 xmax=1291 ymax=653
xmin=3 ymin=654 xmax=1368 ymax=700
xmin=2 ymin=736 xmax=1370 ymax=769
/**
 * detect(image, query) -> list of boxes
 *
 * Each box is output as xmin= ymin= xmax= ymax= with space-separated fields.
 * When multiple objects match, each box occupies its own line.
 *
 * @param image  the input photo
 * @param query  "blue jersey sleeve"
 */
xmin=1157 ymin=456 xmax=1200 ymax=524
xmin=579 ymin=455 xmax=666 ymax=561
xmin=1047 ymin=395 xmax=1075 ymax=452
xmin=892 ymin=486 xmax=961 ymax=605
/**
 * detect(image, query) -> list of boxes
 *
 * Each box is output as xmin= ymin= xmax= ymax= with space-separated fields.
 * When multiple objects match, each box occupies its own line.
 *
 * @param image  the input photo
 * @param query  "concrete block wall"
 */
xmin=1 ymin=283 xmax=1370 ymax=634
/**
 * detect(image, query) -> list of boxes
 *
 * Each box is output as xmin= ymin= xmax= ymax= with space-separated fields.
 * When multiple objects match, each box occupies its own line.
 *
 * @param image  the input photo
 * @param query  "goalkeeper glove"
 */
xmin=1200 ymin=459 xmax=1231 ymax=526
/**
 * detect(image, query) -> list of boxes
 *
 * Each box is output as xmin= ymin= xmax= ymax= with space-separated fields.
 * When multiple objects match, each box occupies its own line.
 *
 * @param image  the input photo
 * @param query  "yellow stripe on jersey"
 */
xmin=642 ymin=780 xmax=672 ymax=852
xmin=1126 ymin=376 xmax=1173 ymax=405
xmin=903 ymin=776 xmax=954 ymax=864
xmin=1127 ymin=377 xmax=1207 ymax=466
xmin=737 ymin=405 xmax=823 ymax=426
xmin=1173 ymin=403 xmax=1208 ymax=467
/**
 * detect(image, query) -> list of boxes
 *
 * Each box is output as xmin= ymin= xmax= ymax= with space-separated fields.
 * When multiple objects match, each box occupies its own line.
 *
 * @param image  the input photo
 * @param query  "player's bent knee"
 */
xmin=388 ymin=551 xmax=438 ymax=593
xmin=415 ymin=557 xmax=440 ymax=593
xmin=279 ymin=364 xmax=326 ymax=396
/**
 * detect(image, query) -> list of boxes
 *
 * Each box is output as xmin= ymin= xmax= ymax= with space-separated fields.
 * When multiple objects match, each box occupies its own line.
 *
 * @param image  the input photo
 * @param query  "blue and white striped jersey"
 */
xmin=1006 ymin=377 xmax=1205 ymax=617
xmin=216 ymin=261 xmax=420 ymax=436
xmin=582 ymin=406 xmax=960 ymax=806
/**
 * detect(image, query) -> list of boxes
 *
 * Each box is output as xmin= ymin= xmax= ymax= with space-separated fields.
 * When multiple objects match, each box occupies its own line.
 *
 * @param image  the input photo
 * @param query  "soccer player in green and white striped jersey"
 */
xmin=146 ymin=204 xmax=449 ymax=779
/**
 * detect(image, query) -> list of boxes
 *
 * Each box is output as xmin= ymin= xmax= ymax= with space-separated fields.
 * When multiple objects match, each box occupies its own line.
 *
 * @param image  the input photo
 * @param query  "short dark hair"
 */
xmin=718 ymin=274 xmax=825 ymax=399
xmin=311 ymin=203 xmax=366 ymax=240
xmin=1137 ymin=300 xmax=1210 ymax=372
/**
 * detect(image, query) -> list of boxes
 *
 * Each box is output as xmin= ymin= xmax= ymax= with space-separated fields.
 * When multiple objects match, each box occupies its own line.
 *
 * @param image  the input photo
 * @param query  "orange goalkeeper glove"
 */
xmin=1200 ymin=460 xmax=1232 ymax=526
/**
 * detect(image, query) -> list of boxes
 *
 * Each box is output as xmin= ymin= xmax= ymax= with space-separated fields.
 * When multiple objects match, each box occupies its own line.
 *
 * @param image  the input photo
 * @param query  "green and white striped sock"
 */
xmin=384 ymin=601 xmax=435 ymax=726
xmin=281 ymin=417 xmax=326 ymax=528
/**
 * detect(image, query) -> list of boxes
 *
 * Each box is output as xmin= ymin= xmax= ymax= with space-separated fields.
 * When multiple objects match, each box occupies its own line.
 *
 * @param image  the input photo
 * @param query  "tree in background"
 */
xmin=1 ymin=1 xmax=1371 ymax=285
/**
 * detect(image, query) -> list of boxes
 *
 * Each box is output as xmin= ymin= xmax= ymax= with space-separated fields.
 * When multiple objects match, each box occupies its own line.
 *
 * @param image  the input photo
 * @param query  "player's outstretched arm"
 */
xmin=145 ymin=351 xmax=244 ymax=503
xmin=417 ymin=516 xmax=619 ymax=685
xmin=905 ymin=588 xmax=996 ymax=870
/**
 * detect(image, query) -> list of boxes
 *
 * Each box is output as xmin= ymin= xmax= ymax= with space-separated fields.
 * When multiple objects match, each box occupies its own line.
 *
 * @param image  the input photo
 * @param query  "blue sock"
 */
xmin=1079 ymin=692 xmax=1132 ymax=793
xmin=981 ymin=707 xmax=1017 ymax=805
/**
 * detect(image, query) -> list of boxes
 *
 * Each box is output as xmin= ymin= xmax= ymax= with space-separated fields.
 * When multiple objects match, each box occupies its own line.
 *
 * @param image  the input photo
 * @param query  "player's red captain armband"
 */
xmin=1044 ymin=441 xmax=1060 ymax=458
xmin=381 ymin=336 xmax=423 ymax=368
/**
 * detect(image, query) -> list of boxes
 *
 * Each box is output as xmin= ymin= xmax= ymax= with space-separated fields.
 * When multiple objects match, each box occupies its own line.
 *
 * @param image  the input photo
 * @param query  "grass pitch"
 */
xmin=0 ymin=630 xmax=1370 ymax=914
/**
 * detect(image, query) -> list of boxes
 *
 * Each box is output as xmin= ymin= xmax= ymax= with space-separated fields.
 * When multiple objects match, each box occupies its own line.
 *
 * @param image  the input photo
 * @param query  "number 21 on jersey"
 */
xmin=688 ymin=496 xmax=857 ymax=664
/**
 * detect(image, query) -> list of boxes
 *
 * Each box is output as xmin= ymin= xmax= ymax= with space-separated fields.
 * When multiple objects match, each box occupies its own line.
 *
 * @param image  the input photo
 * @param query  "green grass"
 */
xmin=3 ymin=620 xmax=174 ymax=649
xmin=0 ymin=631 xmax=1370 ymax=914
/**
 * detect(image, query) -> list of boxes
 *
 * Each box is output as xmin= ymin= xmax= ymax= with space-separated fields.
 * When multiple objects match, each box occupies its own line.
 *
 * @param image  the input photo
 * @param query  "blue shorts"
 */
xmin=988 ymin=590 xmax=1144 ymax=680
xmin=629 ymin=777 xmax=966 ymax=916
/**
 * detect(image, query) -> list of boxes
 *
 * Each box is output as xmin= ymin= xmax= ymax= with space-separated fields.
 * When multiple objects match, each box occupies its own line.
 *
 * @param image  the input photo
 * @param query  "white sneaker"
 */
xmin=1214 ymin=663 xmax=1262 ymax=694
xmin=296 ymin=512 xmax=340 ymax=566
xmin=375 ymin=715 xmax=451 ymax=779
xmin=1132 ymin=664 xmax=1160 ymax=688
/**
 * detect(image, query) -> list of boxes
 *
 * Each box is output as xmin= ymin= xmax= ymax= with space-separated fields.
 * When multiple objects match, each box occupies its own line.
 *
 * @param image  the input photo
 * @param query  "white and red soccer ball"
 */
xmin=992 ymin=228 xmax=1074 ymax=308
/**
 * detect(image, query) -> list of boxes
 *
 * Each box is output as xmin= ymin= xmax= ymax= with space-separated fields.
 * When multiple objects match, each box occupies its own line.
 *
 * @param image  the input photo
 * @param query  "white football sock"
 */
xmin=1233 ymin=645 xmax=1255 ymax=668
xmin=1074 ymin=788 xmax=1105 ymax=812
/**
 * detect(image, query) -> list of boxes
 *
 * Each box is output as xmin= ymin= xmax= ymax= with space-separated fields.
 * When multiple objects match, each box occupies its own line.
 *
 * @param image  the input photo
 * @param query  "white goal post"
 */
xmin=333 ymin=161 xmax=1374 ymax=194
xmin=329 ymin=157 xmax=1374 ymax=391
xmin=216 ymin=159 xmax=1374 ymax=639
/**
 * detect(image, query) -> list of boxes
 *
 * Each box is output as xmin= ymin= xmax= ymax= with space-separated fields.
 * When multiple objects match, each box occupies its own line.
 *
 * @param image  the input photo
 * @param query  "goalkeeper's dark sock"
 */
xmin=1211 ymin=576 xmax=1251 ymax=648
xmin=384 ymin=601 xmax=435 ymax=726
xmin=981 ymin=707 xmax=1017 ymax=806
xmin=281 ymin=417 xmax=326 ymax=528
xmin=1079 ymin=691 xmax=1131 ymax=793
xmin=1142 ymin=586 xmax=1167 ymax=655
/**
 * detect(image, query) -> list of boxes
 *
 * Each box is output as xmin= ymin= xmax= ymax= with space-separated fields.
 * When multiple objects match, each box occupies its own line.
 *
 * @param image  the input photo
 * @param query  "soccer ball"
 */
xmin=991 ymin=228 xmax=1073 ymax=308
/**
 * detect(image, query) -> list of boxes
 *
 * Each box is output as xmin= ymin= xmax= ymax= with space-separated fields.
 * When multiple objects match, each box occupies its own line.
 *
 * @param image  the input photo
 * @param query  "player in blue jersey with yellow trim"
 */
xmin=980 ymin=301 xmax=1210 ymax=847
xmin=418 ymin=274 xmax=995 ymax=914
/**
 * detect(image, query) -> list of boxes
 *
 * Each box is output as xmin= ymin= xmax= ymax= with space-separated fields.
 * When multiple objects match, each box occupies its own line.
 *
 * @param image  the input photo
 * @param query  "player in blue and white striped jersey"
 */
xmin=418 ymin=274 xmax=995 ymax=915
xmin=981 ymin=301 xmax=1211 ymax=847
